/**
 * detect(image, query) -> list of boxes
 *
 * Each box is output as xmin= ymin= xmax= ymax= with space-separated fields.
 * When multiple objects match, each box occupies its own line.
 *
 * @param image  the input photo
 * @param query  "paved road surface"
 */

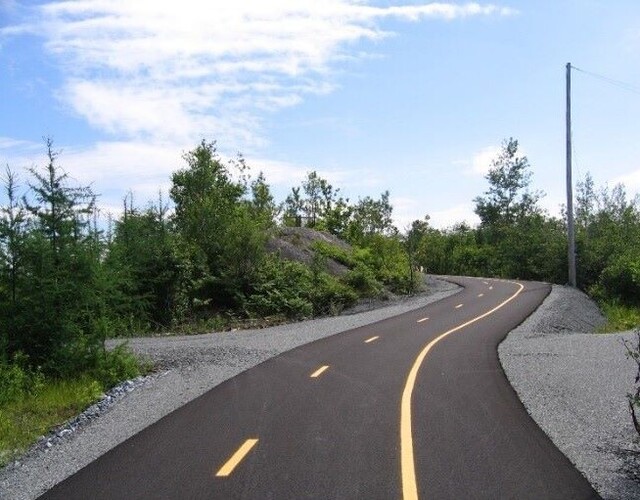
xmin=39 ymin=277 xmax=600 ymax=499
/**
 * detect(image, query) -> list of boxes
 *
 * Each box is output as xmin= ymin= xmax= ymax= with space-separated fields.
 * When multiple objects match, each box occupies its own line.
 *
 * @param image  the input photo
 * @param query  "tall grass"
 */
xmin=598 ymin=301 xmax=640 ymax=333
xmin=0 ymin=375 xmax=103 ymax=466
xmin=0 ymin=347 xmax=146 ymax=467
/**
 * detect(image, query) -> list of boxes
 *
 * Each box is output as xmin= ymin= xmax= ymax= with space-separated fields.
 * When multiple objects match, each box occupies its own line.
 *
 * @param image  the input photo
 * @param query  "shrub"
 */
xmin=312 ymin=241 xmax=356 ymax=268
xmin=310 ymin=273 xmax=358 ymax=316
xmin=245 ymin=254 xmax=359 ymax=319
xmin=597 ymin=253 xmax=640 ymax=306
xmin=0 ymin=355 xmax=43 ymax=405
xmin=92 ymin=345 xmax=144 ymax=389
xmin=345 ymin=264 xmax=383 ymax=298
xmin=245 ymin=255 xmax=314 ymax=319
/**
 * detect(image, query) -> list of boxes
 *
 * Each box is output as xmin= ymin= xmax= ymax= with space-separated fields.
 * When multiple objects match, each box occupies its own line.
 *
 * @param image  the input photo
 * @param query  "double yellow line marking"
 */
xmin=400 ymin=281 xmax=524 ymax=500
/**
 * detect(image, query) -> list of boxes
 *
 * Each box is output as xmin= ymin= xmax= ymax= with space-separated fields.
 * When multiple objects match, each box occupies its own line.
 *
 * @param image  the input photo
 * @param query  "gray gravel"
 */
xmin=499 ymin=285 xmax=640 ymax=499
xmin=2 ymin=279 xmax=639 ymax=499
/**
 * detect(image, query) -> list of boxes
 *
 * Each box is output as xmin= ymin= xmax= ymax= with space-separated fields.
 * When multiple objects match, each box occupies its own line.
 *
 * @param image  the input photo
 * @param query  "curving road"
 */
xmin=39 ymin=277 xmax=600 ymax=499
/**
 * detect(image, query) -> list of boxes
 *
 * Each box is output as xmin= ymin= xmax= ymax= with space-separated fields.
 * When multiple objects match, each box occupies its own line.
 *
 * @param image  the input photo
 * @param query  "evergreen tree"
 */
xmin=12 ymin=139 xmax=107 ymax=375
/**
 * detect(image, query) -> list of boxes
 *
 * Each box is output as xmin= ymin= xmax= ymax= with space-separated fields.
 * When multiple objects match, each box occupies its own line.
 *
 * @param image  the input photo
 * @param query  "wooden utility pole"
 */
xmin=566 ymin=62 xmax=577 ymax=287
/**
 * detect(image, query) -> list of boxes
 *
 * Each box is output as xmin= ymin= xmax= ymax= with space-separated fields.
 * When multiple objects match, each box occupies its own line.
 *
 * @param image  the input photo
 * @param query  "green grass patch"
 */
xmin=0 ymin=375 xmax=103 ymax=467
xmin=598 ymin=301 xmax=640 ymax=332
xmin=312 ymin=241 xmax=356 ymax=268
xmin=0 ymin=346 xmax=147 ymax=467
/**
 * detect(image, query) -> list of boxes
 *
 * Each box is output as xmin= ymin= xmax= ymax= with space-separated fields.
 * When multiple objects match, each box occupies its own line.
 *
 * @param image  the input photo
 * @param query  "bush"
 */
xmin=245 ymin=255 xmax=314 ymax=319
xmin=92 ymin=344 xmax=143 ymax=389
xmin=312 ymin=241 xmax=356 ymax=268
xmin=0 ymin=354 xmax=43 ymax=405
xmin=598 ymin=253 xmax=640 ymax=306
xmin=310 ymin=273 xmax=358 ymax=316
xmin=345 ymin=264 xmax=383 ymax=298
xmin=245 ymin=254 xmax=359 ymax=319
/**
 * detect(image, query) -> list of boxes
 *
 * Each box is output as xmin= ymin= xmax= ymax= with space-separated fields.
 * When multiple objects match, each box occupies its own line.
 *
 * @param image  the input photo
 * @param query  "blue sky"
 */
xmin=1 ymin=1 xmax=639 ymax=229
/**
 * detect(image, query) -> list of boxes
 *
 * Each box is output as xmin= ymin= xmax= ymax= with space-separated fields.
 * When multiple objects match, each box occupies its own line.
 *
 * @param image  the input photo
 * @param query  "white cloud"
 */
xmin=0 ymin=136 xmax=40 ymax=152
xmin=470 ymin=145 xmax=501 ymax=175
xmin=454 ymin=144 xmax=501 ymax=176
xmin=391 ymin=196 xmax=480 ymax=231
xmin=461 ymin=142 xmax=532 ymax=177
xmin=429 ymin=203 xmax=479 ymax=229
xmin=52 ymin=141 xmax=183 ymax=186
xmin=389 ymin=196 xmax=421 ymax=230
xmin=1 ymin=1 xmax=516 ymax=215
xmin=245 ymin=157 xmax=311 ymax=186
xmin=6 ymin=1 xmax=514 ymax=149
xmin=611 ymin=169 xmax=640 ymax=194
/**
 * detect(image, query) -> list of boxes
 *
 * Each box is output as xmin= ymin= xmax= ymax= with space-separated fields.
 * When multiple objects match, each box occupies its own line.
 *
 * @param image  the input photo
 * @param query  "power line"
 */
xmin=571 ymin=65 xmax=640 ymax=96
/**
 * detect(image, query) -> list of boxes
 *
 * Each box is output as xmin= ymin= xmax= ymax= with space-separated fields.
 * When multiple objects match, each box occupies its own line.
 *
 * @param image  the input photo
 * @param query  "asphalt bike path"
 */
xmin=39 ymin=277 xmax=600 ymax=499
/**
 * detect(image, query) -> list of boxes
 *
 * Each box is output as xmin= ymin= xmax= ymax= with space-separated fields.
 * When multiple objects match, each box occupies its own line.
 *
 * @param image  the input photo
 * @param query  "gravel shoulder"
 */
xmin=499 ymin=285 xmax=640 ymax=499
xmin=2 ymin=278 xmax=639 ymax=499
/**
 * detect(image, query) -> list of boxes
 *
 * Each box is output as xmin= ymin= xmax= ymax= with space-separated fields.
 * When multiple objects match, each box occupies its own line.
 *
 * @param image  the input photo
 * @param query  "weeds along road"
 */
xmin=39 ymin=277 xmax=600 ymax=500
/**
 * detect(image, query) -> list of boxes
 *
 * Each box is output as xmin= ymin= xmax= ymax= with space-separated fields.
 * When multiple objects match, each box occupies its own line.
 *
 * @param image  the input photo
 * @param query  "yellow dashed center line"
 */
xmin=310 ymin=365 xmax=329 ymax=378
xmin=364 ymin=336 xmax=379 ymax=343
xmin=215 ymin=439 xmax=259 ymax=477
xmin=455 ymin=304 xmax=463 ymax=309
xmin=417 ymin=317 xmax=429 ymax=323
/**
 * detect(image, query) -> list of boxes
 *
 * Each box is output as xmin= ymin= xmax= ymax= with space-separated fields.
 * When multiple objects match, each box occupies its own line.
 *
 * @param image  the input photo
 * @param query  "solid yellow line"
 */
xmin=400 ymin=281 xmax=524 ymax=500
xmin=310 ymin=365 xmax=329 ymax=378
xmin=365 ymin=336 xmax=379 ymax=343
xmin=215 ymin=438 xmax=259 ymax=477
xmin=417 ymin=317 xmax=429 ymax=323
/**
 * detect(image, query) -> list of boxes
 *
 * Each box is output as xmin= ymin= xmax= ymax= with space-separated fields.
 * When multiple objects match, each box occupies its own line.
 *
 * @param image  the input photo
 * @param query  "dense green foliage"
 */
xmin=0 ymin=140 xmax=142 ymax=385
xmin=0 ymin=139 xmax=417 ymax=414
xmin=407 ymin=138 xmax=640 ymax=318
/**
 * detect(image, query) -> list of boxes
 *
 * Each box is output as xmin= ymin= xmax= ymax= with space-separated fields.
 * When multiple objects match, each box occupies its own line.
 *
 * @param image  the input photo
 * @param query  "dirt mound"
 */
xmin=266 ymin=227 xmax=351 ymax=276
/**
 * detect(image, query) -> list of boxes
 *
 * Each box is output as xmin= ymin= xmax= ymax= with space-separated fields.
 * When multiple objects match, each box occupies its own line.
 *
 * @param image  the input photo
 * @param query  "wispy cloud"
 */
xmin=469 ymin=145 xmax=501 ymax=175
xmin=4 ymin=1 xmax=515 ymax=148
xmin=1 ymin=1 xmax=516 ymax=224
xmin=612 ymin=169 xmax=640 ymax=193
xmin=429 ymin=203 xmax=479 ymax=228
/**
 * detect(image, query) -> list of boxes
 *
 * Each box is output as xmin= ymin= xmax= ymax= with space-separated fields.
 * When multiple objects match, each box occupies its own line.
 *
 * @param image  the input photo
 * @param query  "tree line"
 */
xmin=409 ymin=138 xmax=640 ymax=312
xmin=0 ymin=139 xmax=416 ymax=389
xmin=2 ymin=136 xmax=639 ymax=392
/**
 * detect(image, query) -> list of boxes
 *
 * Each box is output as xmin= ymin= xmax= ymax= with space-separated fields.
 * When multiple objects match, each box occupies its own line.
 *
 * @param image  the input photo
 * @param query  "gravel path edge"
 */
xmin=499 ymin=284 xmax=640 ymax=500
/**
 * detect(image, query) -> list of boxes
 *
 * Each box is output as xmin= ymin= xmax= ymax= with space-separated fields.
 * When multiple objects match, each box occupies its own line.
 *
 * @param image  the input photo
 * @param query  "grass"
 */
xmin=0 ymin=375 xmax=104 ymax=467
xmin=598 ymin=301 xmax=640 ymax=333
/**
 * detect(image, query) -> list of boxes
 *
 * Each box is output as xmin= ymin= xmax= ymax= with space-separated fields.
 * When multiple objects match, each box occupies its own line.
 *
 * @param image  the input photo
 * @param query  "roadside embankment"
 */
xmin=499 ymin=285 xmax=640 ymax=500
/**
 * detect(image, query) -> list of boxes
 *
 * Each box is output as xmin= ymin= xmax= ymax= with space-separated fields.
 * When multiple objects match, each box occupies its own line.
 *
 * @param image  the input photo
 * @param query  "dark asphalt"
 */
xmin=39 ymin=277 xmax=601 ymax=500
